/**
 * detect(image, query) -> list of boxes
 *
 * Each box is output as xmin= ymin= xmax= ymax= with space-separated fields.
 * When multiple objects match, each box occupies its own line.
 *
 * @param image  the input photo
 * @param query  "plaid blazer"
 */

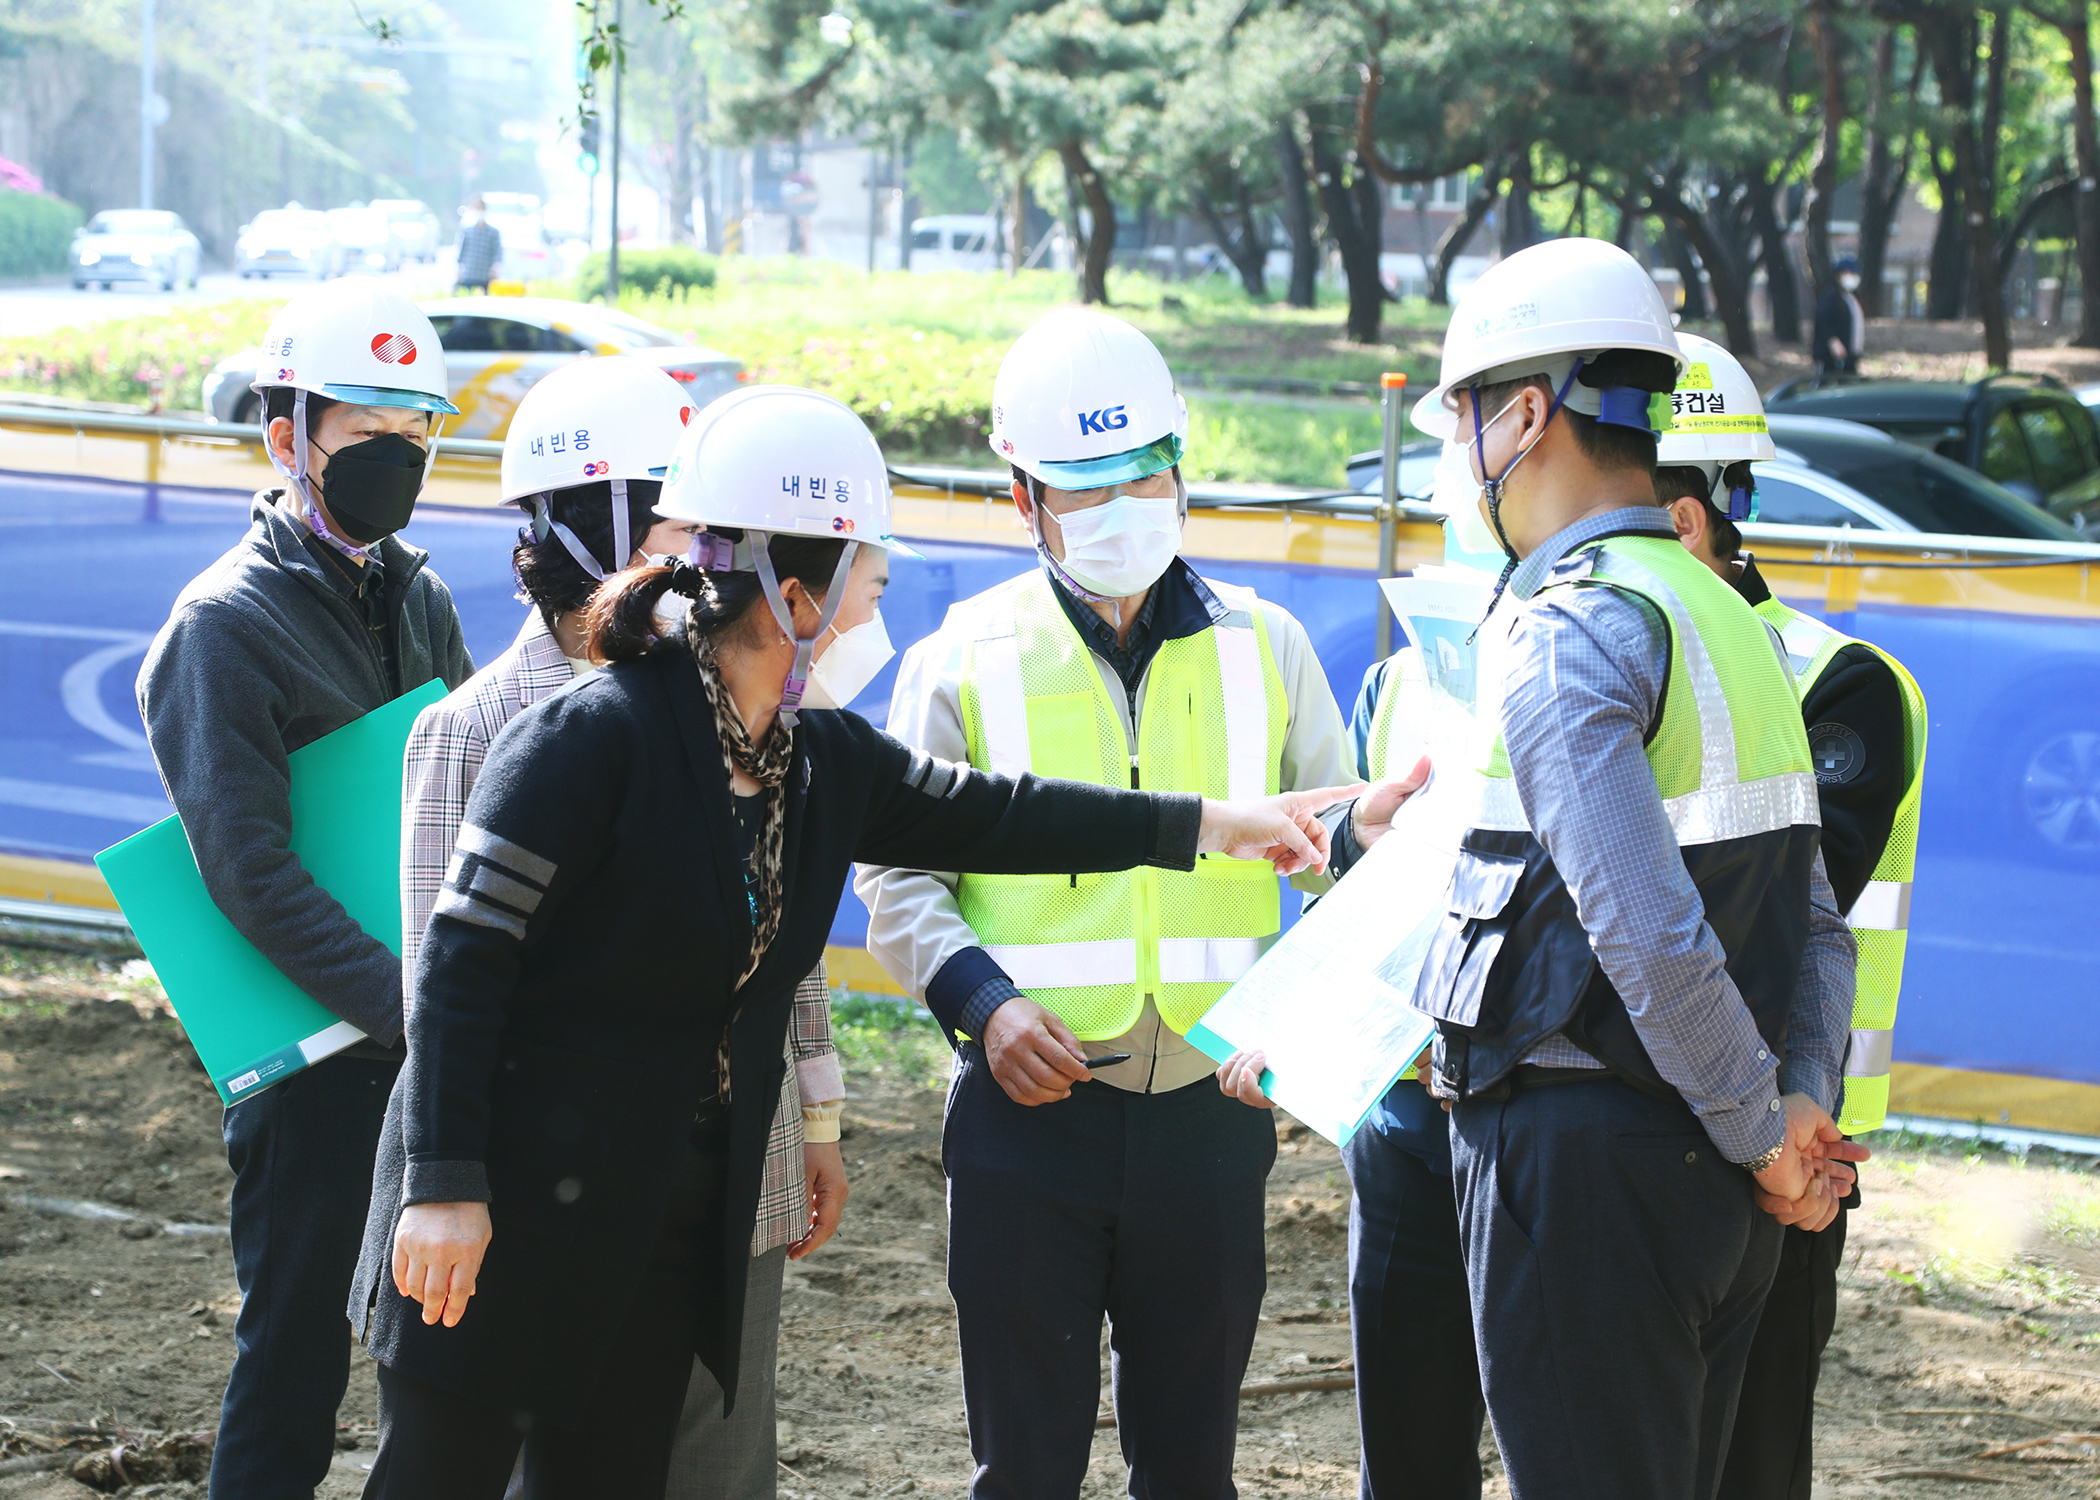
xmin=399 ymin=610 xmax=840 ymax=1255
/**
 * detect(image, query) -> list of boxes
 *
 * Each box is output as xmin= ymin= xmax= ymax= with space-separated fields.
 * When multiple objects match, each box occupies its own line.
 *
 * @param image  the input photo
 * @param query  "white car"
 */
xmin=371 ymin=199 xmax=441 ymax=264
xmin=70 ymin=210 xmax=201 ymax=291
xmin=235 ymin=207 xmax=335 ymax=279
xmin=202 ymin=296 xmax=745 ymax=436
xmin=326 ymin=207 xmax=400 ymax=276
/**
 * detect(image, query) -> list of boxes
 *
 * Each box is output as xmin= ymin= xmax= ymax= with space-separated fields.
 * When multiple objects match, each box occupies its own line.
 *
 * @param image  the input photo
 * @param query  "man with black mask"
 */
xmin=135 ymin=279 xmax=473 ymax=1500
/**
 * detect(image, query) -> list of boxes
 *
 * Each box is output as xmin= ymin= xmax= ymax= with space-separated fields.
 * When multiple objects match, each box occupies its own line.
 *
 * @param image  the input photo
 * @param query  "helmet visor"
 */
xmin=1033 ymin=433 xmax=1184 ymax=490
xmin=322 ymin=382 xmax=462 ymax=416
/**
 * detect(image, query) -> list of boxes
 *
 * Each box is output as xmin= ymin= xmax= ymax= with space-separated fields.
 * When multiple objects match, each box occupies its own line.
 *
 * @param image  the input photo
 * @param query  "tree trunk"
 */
xmin=1501 ymin=153 xmax=1536 ymax=255
xmin=1748 ymin=175 xmax=1802 ymax=342
xmin=1857 ymin=28 xmax=1912 ymax=317
xmin=1656 ymin=186 xmax=1757 ymax=355
xmin=1664 ymin=217 xmax=1709 ymax=321
xmin=1801 ymin=0 xmax=1845 ymax=296
xmin=1193 ymin=190 xmax=1266 ymax=298
xmin=1277 ymin=117 xmax=1318 ymax=309
xmin=1926 ymin=149 xmax=1968 ymax=316
xmin=1057 ymin=139 xmax=1114 ymax=304
xmin=2059 ymin=10 xmax=2100 ymax=345
xmin=1923 ymin=9 xmax=2011 ymax=365
xmin=1309 ymin=132 xmax=1385 ymax=343
xmin=1431 ymin=165 xmax=1498 ymax=305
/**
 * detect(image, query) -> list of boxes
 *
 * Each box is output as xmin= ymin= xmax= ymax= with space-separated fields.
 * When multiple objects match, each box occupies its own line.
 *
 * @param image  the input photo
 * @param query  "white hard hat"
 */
xmin=988 ymin=308 xmax=1189 ymax=488
xmin=656 ymin=384 xmax=920 ymax=729
xmin=1413 ymin=238 xmax=1683 ymax=440
xmin=501 ymin=356 xmax=696 ymax=580
xmin=1656 ymin=332 xmax=1775 ymax=470
xmin=501 ymin=356 xmax=694 ymax=503
xmin=250 ymin=280 xmax=459 ymax=415
xmin=655 ymin=385 xmax=920 ymax=555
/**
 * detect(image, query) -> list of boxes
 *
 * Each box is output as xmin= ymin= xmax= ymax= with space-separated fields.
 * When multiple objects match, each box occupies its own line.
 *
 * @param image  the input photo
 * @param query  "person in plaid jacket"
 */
xmin=383 ymin=359 xmax=847 ymax=1499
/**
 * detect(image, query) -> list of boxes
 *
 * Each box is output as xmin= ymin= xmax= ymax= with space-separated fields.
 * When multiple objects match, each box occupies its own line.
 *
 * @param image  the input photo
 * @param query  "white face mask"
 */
xmin=1431 ymin=439 xmax=1503 ymax=558
xmin=1045 ymin=488 xmax=1183 ymax=598
xmin=1838 ymin=272 xmax=1861 ymax=292
xmin=801 ymin=608 xmax=895 ymax=710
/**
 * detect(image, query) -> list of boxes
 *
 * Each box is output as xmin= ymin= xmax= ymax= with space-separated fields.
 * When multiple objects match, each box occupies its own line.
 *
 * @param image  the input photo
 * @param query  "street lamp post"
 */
xmin=139 ymin=0 xmax=156 ymax=210
xmin=607 ymin=0 xmax=624 ymax=304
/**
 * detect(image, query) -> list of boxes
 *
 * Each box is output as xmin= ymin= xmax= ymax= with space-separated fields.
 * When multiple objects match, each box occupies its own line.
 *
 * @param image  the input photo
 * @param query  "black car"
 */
xmin=1349 ymin=415 xmax=2083 ymax=544
xmin=1764 ymin=371 xmax=2100 ymax=533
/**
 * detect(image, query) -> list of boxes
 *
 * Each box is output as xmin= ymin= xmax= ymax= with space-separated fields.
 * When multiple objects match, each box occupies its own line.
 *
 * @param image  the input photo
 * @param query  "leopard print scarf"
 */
xmin=690 ymin=634 xmax=791 ymax=986
xmin=691 ymin=634 xmax=793 ymax=1106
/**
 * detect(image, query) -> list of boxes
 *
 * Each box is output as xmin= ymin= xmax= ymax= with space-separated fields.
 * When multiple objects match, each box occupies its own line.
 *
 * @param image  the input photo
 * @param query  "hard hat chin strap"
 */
xmin=272 ymin=387 xmax=445 ymax=564
xmin=1473 ymin=358 xmax=1584 ymax=566
xmin=281 ymin=389 xmax=371 ymax=563
xmin=1469 ymin=359 xmax=1583 ymax=628
xmin=750 ymin=532 xmax=858 ymax=731
xmin=530 ymin=476 xmax=634 ymax=582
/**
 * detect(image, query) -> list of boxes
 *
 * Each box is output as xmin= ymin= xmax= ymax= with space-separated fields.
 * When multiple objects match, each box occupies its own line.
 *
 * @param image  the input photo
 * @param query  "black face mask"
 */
xmin=314 ymin=430 xmax=427 ymax=544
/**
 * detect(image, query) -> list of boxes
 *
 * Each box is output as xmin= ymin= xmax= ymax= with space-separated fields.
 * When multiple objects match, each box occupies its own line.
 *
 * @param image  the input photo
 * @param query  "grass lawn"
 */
xmin=0 ymin=261 xmax=1453 ymax=487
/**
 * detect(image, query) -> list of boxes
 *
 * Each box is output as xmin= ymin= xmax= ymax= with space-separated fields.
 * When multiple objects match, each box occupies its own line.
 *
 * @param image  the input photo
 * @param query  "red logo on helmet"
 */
xmin=370 ymin=332 xmax=418 ymax=366
xmin=583 ymin=461 xmax=609 ymax=477
xmin=833 ymin=517 xmax=855 ymax=534
xmin=277 ymin=367 xmax=295 ymax=381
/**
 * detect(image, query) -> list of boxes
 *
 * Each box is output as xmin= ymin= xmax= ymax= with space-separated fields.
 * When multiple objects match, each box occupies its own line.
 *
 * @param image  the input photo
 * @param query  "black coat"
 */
xmin=351 ymin=644 xmax=1198 ymax=1413
xmin=1812 ymin=285 xmax=1860 ymax=368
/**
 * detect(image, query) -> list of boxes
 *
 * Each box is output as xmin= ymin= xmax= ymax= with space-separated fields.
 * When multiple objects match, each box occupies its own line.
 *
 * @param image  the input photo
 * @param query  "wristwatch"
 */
xmin=1742 ymin=1141 xmax=1786 ymax=1175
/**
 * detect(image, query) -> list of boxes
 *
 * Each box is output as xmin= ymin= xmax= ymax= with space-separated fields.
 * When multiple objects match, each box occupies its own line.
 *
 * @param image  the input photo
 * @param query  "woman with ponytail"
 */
xmin=381 ymin=359 xmax=848 ymax=1500
xmin=352 ymin=388 xmax=1357 ymax=1498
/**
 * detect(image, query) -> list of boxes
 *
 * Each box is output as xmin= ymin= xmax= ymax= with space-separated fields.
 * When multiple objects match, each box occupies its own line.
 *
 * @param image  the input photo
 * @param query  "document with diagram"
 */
xmin=1187 ymin=571 xmax=1495 ymax=1144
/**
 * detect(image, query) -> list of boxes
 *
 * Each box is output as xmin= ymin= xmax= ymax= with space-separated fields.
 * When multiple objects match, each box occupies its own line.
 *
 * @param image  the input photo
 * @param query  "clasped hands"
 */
xmin=1752 ymin=1093 xmax=1870 ymax=1233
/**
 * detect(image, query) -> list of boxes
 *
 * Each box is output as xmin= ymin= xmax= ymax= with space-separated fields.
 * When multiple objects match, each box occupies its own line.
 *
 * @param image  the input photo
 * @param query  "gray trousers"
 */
xmin=664 ymin=1245 xmax=790 ymax=1500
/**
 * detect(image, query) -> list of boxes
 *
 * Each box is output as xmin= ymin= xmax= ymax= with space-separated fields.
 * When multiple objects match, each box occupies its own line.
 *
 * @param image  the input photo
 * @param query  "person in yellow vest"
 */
xmin=1654 ymin=333 xmax=1925 ymax=1500
xmin=855 ymin=308 xmax=1360 ymax=1498
xmin=1284 ymin=240 xmax=1862 ymax=1500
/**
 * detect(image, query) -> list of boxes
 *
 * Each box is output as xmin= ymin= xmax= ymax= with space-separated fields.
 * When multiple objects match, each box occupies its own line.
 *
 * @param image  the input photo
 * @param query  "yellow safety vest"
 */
xmin=1753 ymin=597 xmax=1929 ymax=1134
xmin=953 ymin=570 xmax=1290 ymax=1039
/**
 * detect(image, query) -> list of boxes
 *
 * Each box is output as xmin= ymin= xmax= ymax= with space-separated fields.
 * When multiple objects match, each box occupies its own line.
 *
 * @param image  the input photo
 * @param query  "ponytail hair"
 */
xmin=583 ymin=525 xmax=850 ymax=663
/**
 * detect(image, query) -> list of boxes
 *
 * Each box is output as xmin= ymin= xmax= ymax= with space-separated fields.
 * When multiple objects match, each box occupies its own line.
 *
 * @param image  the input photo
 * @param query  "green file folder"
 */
xmin=96 ymin=678 xmax=447 ymax=1106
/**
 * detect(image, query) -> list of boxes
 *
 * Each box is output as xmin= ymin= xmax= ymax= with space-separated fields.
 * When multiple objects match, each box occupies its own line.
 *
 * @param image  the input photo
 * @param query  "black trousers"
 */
xmin=1716 ymin=1206 xmax=1849 ymax=1500
xmin=1450 ymin=1075 xmax=1781 ymax=1500
xmin=214 ymin=1054 xmax=397 ymax=1500
xmin=943 ymin=1045 xmax=1277 ymax=1500
xmin=1340 ymin=1113 xmax=1484 ymax=1500
xmin=362 ymin=1116 xmax=728 ymax=1500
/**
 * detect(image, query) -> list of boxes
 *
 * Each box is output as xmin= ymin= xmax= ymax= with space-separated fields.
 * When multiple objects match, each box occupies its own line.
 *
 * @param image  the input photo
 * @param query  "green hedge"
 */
xmin=574 ymin=246 xmax=718 ymax=301
xmin=0 ymin=188 xmax=82 ymax=278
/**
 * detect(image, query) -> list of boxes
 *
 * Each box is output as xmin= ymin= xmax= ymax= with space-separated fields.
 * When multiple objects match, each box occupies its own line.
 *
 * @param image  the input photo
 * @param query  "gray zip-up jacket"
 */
xmin=136 ymin=493 xmax=475 ymax=1050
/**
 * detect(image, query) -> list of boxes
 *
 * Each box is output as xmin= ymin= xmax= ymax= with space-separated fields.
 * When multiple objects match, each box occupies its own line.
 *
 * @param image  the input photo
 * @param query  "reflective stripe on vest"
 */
xmin=1476 ymin=539 xmax=1819 ymax=843
xmin=1752 ymin=595 xmax=1930 ymax=1133
xmin=955 ymin=570 xmax=1289 ymax=1039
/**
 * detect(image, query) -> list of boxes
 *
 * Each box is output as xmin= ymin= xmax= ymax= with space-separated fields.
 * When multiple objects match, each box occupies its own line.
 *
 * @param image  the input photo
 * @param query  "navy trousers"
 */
xmin=1716 ymin=1205 xmax=1850 ymax=1500
xmin=942 ymin=1044 xmax=1276 ymax=1500
xmin=214 ymin=1055 xmax=398 ymax=1500
xmin=1450 ymin=1075 xmax=1781 ymax=1500
xmin=1340 ymin=1092 xmax=1484 ymax=1500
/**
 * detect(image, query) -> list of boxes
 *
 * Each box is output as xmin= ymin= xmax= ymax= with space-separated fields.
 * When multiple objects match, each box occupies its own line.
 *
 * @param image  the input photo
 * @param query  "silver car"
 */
xmin=70 ymin=210 xmax=201 ymax=291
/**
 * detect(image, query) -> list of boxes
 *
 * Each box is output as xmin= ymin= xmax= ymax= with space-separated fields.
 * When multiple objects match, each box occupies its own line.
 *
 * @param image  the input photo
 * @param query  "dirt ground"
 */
xmin=9 ymin=955 xmax=2100 ymax=1498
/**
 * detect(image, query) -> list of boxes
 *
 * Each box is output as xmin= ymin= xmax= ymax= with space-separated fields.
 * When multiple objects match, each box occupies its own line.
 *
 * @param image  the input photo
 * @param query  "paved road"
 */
xmin=0 ymin=263 xmax=458 ymax=338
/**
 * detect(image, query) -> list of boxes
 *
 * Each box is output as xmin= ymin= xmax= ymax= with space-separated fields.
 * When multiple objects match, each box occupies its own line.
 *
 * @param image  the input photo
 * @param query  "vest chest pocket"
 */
xmin=1410 ymin=846 xmax=1527 ymax=1030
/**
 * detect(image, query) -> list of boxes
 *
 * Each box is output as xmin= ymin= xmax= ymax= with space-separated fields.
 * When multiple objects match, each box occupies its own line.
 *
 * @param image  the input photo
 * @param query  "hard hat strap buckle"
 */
xmin=752 ymin=531 xmax=859 ymax=730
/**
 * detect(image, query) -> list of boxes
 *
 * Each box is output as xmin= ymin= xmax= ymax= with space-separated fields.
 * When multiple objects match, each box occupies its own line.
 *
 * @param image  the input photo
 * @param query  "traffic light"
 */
xmin=579 ymin=113 xmax=601 ymax=176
